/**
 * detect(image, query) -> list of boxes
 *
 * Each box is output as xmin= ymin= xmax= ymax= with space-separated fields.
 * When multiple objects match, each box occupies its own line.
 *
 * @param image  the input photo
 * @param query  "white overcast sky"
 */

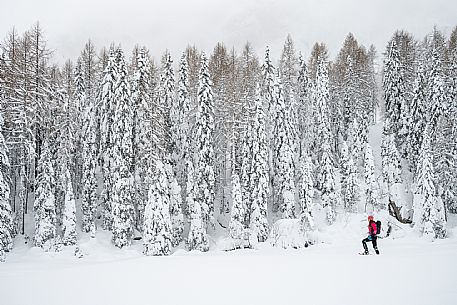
xmin=1 ymin=0 xmax=456 ymax=64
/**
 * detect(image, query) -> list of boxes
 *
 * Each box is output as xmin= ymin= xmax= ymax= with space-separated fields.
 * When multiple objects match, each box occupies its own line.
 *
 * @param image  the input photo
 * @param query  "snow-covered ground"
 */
xmin=1 ymin=214 xmax=456 ymax=305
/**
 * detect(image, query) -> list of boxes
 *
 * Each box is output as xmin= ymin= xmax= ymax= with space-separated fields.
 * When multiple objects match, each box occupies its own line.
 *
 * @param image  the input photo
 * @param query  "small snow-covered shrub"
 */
xmin=218 ymin=229 xmax=258 ymax=251
xmin=269 ymin=219 xmax=314 ymax=249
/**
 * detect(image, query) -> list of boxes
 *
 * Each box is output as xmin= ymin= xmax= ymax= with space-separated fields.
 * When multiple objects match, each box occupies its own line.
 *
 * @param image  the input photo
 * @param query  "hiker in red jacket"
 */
xmin=362 ymin=215 xmax=379 ymax=255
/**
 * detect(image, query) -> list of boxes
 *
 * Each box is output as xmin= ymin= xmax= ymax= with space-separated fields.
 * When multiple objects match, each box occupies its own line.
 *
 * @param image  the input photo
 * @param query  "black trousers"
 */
xmin=362 ymin=235 xmax=378 ymax=252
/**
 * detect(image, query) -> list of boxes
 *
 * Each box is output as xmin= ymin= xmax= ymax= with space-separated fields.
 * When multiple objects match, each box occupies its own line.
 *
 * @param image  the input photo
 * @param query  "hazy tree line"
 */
xmin=0 ymin=23 xmax=456 ymax=259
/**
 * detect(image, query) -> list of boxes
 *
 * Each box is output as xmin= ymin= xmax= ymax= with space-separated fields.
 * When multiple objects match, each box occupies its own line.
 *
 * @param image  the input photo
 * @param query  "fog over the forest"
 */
xmin=1 ymin=0 xmax=457 ymax=64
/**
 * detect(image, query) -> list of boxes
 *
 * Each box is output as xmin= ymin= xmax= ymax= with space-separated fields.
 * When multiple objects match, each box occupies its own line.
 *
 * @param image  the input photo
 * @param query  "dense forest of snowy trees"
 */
xmin=0 ymin=23 xmax=456 ymax=259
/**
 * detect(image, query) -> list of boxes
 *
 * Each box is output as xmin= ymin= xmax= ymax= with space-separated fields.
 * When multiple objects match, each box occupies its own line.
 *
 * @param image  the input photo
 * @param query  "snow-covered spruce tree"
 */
xmin=164 ymin=162 xmax=184 ymax=247
xmin=186 ymin=160 xmax=209 ymax=251
xmin=176 ymin=54 xmax=192 ymax=205
xmin=249 ymin=87 xmax=270 ymax=242
xmin=229 ymin=173 xmax=245 ymax=241
xmin=427 ymin=34 xmax=447 ymax=135
xmin=81 ymin=100 xmax=98 ymax=236
xmin=383 ymin=39 xmax=409 ymax=156
xmin=131 ymin=47 xmax=154 ymax=230
xmin=364 ymin=143 xmax=379 ymax=210
xmin=298 ymin=155 xmax=315 ymax=231
xmin=194 ymin=53 xmax=215 ymax=228
xmin=98 ymin=48 xmax=117 ymax=230
xmin=348 ymin=117 xmax=364 ymax=167
xmin=381 ymin=119 xmax=402 ymax=189
xmin=343 ymin=153 xmax=359 ymax=212
xmin=55 ymin=83 xmax=76 ymax=228
xmin=297 ymin=54 xmax=313 ymax=155
xmin=34 ymin=140 xmax=57 ymax=248
xmin=0 ymin=116 xmax=13 ymax=259
xmin=74 ymin=58 xmax=86 ymax=194
xmin=111 ymin=48 xmax=135 ymax=248
xmin=62 ymin=169 xmax=77 ymax=246
xmin=320 ymin=136 xmax=337 ymax=224
xmin=261 ymin=47 xmax=276 ymax=127
xmin=158 ymin=51 xmax=176 ymax=158
xmin=412 ymin=126 xmax=446 ymax=239
xmin=272 ymin=79 xmax=296 ymax=219
xmin=239 ymin=123 xmax=253 ymax=224
xmin=445 ymin=26 xmax=457 ymax=213
xmin=315 ymin=58 xmax=338 ymax=222
xmin=340 ymin=141 xmax=350 ymax=201
xmin=407 ymin=59 xmax=427 ymax=172
xmin=143 ymin=160 xmax=173 ymax=256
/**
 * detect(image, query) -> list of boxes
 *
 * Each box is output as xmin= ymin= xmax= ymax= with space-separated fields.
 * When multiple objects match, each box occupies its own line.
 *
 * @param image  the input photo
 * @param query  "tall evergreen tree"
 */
xmin=186 ymin=160 xmax=209 ymax=251
xmin=111 ymin=48 xmax=135 ymax=248
xmin=0 ymin=114 xmax=13 ymax=260
xmin=407 ymin=59 xmax=427 ymax=171
xmin=229 ymin=173 xmax=245 ymax=241
xmin=62 ymin=169 xmax=77 ymax=246
xmin=34 ymin=140 xmax=57 ymax=248
xmin=272 ymin=79 xmax=296 ymax=219
xmin=364 ymin=143 xmax=379 ymax=210
xmin=383 ymin=39 xmax=409 ymax=155
xmin=176 ymin=54 xmax=192 ymax=205
xmin=249 ymin=87 xmax=270 ymax=242
xmin=165 ymin=162 xmax=184 ymax=247
xmin=343 ymin=153 xmax=359 ymax=212
xmin=298 ymin=155 xmax=315 ymax=231
xmin=412 ymin=126 xmax=446 ymax=239
xmin=98 ymin=48 xmax=117 ymax=230
xmin=81 ymin=99 xmax=98 ymax=236
xmin=143 ymin=160 xmax=173 ymax=256
xmin=131 ymin=47 xmax=154 ymax=230
xmin=194 ymin=53 xmax=215 ymax=228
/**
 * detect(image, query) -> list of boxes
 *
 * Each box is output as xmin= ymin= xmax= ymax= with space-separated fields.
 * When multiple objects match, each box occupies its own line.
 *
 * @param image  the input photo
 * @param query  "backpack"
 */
xmin=376 ymin=220 xmax=381 ymax=235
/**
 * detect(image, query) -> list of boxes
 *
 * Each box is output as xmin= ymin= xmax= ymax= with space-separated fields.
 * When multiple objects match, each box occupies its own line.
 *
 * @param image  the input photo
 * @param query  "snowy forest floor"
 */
xmin=1 ymin=213 xmax=457 ymax=305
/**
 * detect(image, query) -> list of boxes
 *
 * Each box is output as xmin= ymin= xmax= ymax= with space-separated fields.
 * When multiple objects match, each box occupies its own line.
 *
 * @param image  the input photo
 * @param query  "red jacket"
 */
xmin=369 ymin=220 xmax=377 ymax=236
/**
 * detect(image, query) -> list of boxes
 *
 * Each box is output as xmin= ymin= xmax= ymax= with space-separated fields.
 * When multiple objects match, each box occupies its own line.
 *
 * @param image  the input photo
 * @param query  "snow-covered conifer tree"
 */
xmin=298 ymin=155 xmax=315 ymax=231
xmin=340 ymin=141 xmax=350 ymax=200
xmin=111 ymin=48 xmax=135 ymax=248
xmin=364 ymin=143 xmax=379 ymax=209
xmin=143 ymin=160 xmax=173 ymax=256
xmin=320 ymin=136 xmax=337 ymax=224
xmin=176 ymin=54 xmax=192 ymax=201
xmin=165 ymin=162 xmax=184 ymax=247
xmin=239 ymin=124 xmax=252 ymax=224
xmin=272 ymin=79 xmax=296 ymax=218
xmin=407 ymin=59 xmax=427 ymax=171
xmin=343 ymin=154 xmax=359 ymax=212
xmin=131 ymin=47 xmax=154 ymax=230
xmin=98 ymin=48 xmax=117 ymax=230
xmin=34 ymin=141 xmax=57 ymax=248
xmin=81 ymin=102 xmax=98 ymax=236
xmin=383 ymin=39 xmax=409 ymax=155
xmin=186 ymin=160 xmax=209 ymax=251
xmin=62 ymin=169 xmax=77 ymax=246
xmin=229 ymin=173 xmax=245 ymax=241
xmin=261 ymin=47 xmax=276 ymax=125
xmin=194 ymin=53 xmax=215 ymax=228
xmin=412 ymin=126 xmax=446 ymax=239
xmin=249 ymin=87 xmax=270 ymax=242
xmin=0 ymin=116 xmax=13 ymax=259
xmin=428 ymin=39 xmax=446 ymax=134
xmin=381 ymin=119 xmax=402 ymax=188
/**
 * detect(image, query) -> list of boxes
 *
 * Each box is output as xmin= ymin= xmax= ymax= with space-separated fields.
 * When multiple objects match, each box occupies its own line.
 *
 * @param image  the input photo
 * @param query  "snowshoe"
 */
xmin=359 ymin=251 xmax=370 ymax=255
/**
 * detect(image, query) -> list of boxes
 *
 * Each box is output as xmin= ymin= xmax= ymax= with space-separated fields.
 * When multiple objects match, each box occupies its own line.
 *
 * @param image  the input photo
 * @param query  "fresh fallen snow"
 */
xmin=1 ymin=214 xmax=457 ymax=305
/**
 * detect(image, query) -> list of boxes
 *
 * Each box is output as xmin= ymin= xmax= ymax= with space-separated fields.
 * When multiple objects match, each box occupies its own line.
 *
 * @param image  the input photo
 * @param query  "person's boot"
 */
xmin=374 ymin=247 xmax=379 ymax=255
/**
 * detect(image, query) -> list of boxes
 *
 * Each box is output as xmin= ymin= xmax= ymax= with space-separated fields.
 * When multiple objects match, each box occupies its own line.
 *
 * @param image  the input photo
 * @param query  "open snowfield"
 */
xmin=1 ymin=214 xmax=456 ymax=305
